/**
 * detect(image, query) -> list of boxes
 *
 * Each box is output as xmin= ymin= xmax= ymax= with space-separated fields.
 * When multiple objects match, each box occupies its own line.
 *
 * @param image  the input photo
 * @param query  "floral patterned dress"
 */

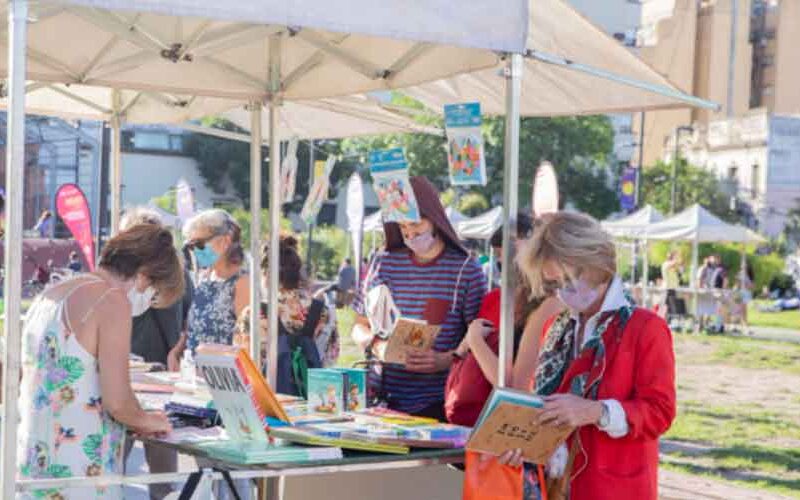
xmin=187 ymin=269 xmax=246 ymax=353
xmin=17 ymin=279 xmax=125 ymax=499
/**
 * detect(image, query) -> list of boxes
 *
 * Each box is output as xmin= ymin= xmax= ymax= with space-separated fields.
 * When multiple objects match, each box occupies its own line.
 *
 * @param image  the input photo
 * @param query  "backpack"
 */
xmin=445 ymin=330 xmax=502 ymax=427
xmin=276 ymin=298 xmax=325 ymax=398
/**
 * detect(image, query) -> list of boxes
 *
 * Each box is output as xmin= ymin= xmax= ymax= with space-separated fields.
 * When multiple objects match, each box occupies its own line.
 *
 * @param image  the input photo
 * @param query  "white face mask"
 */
xmin=129 ymin=286 xmax=156 ymax=317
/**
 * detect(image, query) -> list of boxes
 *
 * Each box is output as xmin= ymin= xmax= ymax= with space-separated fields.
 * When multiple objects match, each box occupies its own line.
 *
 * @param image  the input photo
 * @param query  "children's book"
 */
xmin=199 ymin=440 xmax=343 ymax=465
xmin=369 ymin=148 xmax=420 ymax=223
xmin=195 ymin=344 xmax=290 ymax=442
xmin=444 ymin=102 xmax=487 ymax=186
xmin=467 ymin=388 xmax=573 ymax=464
xmin=269 ymin=426 xmax=410 ymax=455
xmin=307 ymin=369 xmax=346 ymax=414
xmin=381 ymin=318 xmax=441 ymax=365
xmin=332 ymin=368 xmax=368 ymax=412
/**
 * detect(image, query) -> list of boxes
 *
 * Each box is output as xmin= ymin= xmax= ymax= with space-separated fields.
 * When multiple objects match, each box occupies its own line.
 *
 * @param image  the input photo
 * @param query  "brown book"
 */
xmin=381 ymin=318 xmax=441 ymax=365
xmin=467 ymin=401 xmax=573 ymax=465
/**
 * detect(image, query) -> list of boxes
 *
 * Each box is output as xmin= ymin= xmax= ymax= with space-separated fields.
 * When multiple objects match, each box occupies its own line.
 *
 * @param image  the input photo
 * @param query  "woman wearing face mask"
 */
xmin=177 ymin=209 xmax=249 ymax=357
xmin=352 ymin=177 xmax=487 ymax=420
xmin=18 ymin=223 xmax=182 ymax=499
xmin=495 ymin=212 xmax=676 ymax=500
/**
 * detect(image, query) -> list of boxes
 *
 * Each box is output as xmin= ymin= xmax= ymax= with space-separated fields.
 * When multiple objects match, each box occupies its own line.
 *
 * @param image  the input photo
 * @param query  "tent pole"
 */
xmin=487 ymin=246 xmax=495 ymax=289
xmin=1 ymin=2 xmax=28 ymax=498
xmin=498 ymin=53 xmax=522 ymax=389
xmin=249 ymin=102 xmax=263 ymax=369
xmin=110 ymin=89 xmax=123 ymax=235
xmin=691 ymin=237 xmax=699 ymax=330
xmin=642 ymin=239 xmax=649 ymax=307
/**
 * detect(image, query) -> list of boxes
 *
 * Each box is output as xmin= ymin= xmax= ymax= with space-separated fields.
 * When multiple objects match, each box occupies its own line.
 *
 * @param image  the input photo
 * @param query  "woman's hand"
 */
xmin=496 ymin=449 xmax=524 ymax=467
xmin=167 ymin=333 xmax=187 ymax=372
xmin=465 ymin=319 xmax=494 ymax=350
xmin=405 ymin=349 xmax=452 ymax=373
xmin=134 ymin=411 xmax=173 ymax=438
xmin=539 ymin=394 xmax=603 ymax=428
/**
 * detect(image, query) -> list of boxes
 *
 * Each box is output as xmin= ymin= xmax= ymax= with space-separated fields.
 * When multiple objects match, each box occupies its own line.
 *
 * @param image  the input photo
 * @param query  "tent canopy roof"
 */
xmin=645 ymin=204 xmax=765 ymax=243
xmin=602 ymin=205 xmax=665 ymax=239
xmin=456 ymin=206 xmax=503 ymax=241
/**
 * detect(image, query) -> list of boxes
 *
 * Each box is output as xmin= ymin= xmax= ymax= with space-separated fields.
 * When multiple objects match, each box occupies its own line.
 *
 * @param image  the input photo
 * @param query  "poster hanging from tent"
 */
xmin=444 ymin=102 xmax=487 ymax=186
xmin=175 ymin=178 xmax=195 ymax=221
xmin=300 ymin=156 xmax=335 ymax=225
xmin=619 ymin=167 xmax=637 ymax=213
xmin=280 ymin=137 xmax=300 ymax=204
xmin=346 ymin=173 xmax=364 ymax=290
xmin=55 ymin=183 xmax=95 ymax=271
xmin=369 ymin=148 xmax=420 ymax=223
xmin=532 ymin=162 xmax=559 ymax=216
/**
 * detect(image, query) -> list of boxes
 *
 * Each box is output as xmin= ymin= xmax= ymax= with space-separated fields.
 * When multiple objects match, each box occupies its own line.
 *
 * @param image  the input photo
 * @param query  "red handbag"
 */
xmin=445 ymin=331 xmax=498 ymax=426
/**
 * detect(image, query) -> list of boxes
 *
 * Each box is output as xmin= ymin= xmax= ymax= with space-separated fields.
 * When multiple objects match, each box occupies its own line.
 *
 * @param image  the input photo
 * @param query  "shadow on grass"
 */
xmin=664 ymin=460 xmax=800 ymax=494
xmin=706 ymin=445 xmax=800 ymax=473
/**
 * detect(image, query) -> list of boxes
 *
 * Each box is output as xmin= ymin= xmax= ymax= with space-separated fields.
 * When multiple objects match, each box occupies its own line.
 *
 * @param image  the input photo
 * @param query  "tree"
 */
xmin=783 ymin=198 xmax=800 ymax=249
xmin=640 ymin=160 xmax=735 ymax=221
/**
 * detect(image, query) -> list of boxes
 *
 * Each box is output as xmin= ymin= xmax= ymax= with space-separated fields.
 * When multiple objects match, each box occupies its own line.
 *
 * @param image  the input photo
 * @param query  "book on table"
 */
xmin=466 ymin=388 xmax=573 ymax=465
xmin=379 ymin=318 xmax=441 ymax=365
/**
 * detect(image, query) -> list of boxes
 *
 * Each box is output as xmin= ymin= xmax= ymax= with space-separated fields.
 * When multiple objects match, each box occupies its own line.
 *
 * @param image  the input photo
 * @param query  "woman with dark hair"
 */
xmin=18 ymin=223 xmax=182 ymax=499
xmin=445 ymin=213 xmax=563 ymax=426
xmin=352 ymin=176 xmax=487 ymax=419
xmin=179 ymin=209 xmax=249 ymax=355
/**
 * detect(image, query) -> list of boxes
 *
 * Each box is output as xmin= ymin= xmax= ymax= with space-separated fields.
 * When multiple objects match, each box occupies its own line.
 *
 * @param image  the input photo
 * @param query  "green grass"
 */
xmin=335 ymin=307 xmax=362 ymax=368
xmin=677 ymin=334 xmax=800 ymax=376
xmin=748 ymin=302 xmax=800 ymax=330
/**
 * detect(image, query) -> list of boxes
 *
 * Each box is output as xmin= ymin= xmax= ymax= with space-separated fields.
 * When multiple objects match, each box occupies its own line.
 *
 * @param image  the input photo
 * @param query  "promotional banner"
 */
xmin=346 ymin=173 xmax=365 ymax=291
xmin=300 ymin=156 xmax=336 ymax=226
xmin=175 ymin=178 xmax=195 ymax=222
xmin=445 ymin=102 xmax=487 ymax=186
xmin=369 ymin=148 xmax=420 ymax=223
xmin=55 ymin=183 xmax=95 ymax=271
xmin=280 ymin=137 xmax=300 ymax=204
xmin=619 ymin=167 xmax=637 ymax=212
xmin=532 ymin=161 xmax=559 ymax=216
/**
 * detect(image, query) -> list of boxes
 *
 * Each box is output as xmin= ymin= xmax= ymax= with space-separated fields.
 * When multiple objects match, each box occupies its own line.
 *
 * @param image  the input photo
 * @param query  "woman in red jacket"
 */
xmin=499 ymin=211 xmax=676 ymax=500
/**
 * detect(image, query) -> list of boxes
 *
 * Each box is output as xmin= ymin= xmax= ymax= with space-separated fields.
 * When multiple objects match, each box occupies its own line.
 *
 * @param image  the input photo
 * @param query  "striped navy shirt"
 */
xmin=354 ymin=247 xmax=487 ymax=414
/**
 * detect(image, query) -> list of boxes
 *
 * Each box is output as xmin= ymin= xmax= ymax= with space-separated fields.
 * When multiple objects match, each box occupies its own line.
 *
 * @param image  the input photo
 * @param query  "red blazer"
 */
xmin=547 ymin=308 xmax=676 ymax=500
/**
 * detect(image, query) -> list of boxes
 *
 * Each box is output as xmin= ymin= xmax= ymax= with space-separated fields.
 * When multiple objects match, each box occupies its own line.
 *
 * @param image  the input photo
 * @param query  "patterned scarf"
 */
xmin=534 ymin=303 xmax=634 ymax=399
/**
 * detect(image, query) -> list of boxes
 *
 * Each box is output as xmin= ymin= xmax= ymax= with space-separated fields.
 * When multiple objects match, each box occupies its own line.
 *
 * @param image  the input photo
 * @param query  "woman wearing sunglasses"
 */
xmin=496 ymin=212 xmax=675 ymax=500
xmin=174 ymin=209 xmax=250 ymax=357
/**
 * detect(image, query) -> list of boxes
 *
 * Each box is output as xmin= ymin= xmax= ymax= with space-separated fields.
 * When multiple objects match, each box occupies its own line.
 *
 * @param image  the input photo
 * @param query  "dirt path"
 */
xmin=660 ymin=469 xmax=794 ymax=499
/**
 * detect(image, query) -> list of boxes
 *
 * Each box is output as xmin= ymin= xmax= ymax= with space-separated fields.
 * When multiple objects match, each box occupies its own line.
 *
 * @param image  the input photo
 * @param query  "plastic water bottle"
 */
xmin=180 ymin=350 xmax=197 ymax=390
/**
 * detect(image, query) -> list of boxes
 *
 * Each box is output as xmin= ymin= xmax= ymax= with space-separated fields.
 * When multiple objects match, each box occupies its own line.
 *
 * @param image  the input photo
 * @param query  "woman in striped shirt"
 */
xmin=352 ymin=177 xmax=487 ymax=420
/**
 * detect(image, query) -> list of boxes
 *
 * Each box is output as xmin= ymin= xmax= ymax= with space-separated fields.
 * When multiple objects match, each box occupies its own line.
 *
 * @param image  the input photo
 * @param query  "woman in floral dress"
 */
xmin=18 ymin=224 xmax=183 ymax=499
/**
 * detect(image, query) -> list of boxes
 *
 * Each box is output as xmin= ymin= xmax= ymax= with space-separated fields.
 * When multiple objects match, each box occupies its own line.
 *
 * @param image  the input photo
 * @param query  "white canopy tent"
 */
xmin=1 ymin=0 xmax=717 ymax=496
xmin=602 ymin=205 xmax=664 ymax=239
xmin=456 ymin=206 xmax=504 ymax=241
xmin=363 ymin=206 xmax=465 ymax=234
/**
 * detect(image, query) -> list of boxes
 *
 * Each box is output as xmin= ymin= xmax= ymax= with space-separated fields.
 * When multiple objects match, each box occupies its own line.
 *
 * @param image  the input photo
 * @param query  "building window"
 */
xmin=124 ymin=130 xmax=186 ymax=154
xmin=728 ymin=165 xmax=738 ymax=180
xmin=751 ymin=164 xmax=760 ymax=196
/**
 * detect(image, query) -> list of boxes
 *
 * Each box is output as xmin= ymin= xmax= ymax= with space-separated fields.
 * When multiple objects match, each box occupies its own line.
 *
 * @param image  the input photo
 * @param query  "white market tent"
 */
xmin=456 ymin=206 xmax=504 ymax=240
xmin=1 ymin=0 xmax=717 ymax=496
xmin=363 ymin=206 xmax=466 ymax=234
xmin=602 ymin=205 xmax=664 ymax=239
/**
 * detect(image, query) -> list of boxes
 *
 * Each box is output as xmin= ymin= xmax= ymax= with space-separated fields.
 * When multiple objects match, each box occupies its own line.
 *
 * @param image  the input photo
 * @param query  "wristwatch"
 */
xmin=597 ymin=401 xmax=610 ymax=429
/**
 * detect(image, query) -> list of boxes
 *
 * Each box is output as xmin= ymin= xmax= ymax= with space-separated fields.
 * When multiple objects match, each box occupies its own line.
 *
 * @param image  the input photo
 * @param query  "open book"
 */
xmin=380 ymin=318 xmax=441 ymax=365
xmin=467 ymin=388 xmax=573 ymax=465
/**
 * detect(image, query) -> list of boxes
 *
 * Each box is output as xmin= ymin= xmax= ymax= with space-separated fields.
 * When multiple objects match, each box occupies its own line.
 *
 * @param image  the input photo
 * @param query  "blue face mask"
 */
xmin=193 ymin=245 xmax=220 ymax=268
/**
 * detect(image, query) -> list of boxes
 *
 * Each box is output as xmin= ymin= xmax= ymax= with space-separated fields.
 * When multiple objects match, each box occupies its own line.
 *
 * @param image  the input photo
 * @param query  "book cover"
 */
xmin=307 ymin=369 xmax=345 ymax=414
xmin=200 ymin=440 xmax=343 ymax=465
xmin=333 ymin=368 xmax=368 ymax=411
xmin=369 ymin=148 xmax=420 ymax=223
xmin=382 ymin=318 xmax=440 ymax=365
xmin=269 ymin=427 xmax=410 ymax=455
xmin=444 ymin=102 xmax=487 ymax=186
xmin=467 ymin=388 xmax=573 ymax=464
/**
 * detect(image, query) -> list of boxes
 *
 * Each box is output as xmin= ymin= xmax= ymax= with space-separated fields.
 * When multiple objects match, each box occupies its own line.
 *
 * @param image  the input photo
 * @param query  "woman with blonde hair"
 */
xmin=18 ymin=223 xmax=182 ymax=499
xmin=497 ymin=211 xmax=676 ymax=500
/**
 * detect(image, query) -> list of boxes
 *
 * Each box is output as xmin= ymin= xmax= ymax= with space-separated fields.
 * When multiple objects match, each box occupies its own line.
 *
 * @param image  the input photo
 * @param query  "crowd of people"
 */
xmin=15 ymin=177 xmax=678 ymax=499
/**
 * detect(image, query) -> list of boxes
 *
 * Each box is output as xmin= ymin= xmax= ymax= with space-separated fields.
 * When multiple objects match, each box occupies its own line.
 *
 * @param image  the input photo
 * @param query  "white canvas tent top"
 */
xmin=363 ymin=206 xmax=466 ymax=234
xmin=402 ymin=0 xmax=716 ymax=116
xmin=602 ymin=205 xmax=665 ymax=239
xmin=456 ymin=206 xmax=503 ymax=240
xmin=645 ymin=204 xmax=765 ymax=243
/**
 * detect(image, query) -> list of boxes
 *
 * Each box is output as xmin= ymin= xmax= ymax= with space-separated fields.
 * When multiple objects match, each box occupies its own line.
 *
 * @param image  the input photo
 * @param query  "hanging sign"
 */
xmin=532 ymin=162 xmax=559 ymax=216
xmin=280 ymin=137 xmax=299 ymax=204
xmin=300 ymin=156 xmax=335 ymax=225
xmin=619 ymin=167 xmax=637 ymax=213
xmin=55 ymin=183 xmax=95 ymax=271
xmin=444 ymin=102 xmax=487 ymax=186
xmin=369 ymin=148 xmax=420 ymax=223
xmin=175 ymin=178 xmax=195 ymax=222
xmin=347 ymin=173 xmax=365 ymax=291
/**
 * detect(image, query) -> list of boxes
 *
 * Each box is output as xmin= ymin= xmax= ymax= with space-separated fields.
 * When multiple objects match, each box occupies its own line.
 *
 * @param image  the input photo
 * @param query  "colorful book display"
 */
xmin=334 ymin=368 xmax=367 ymax=412
xmin=199 ymin=440 xmax=343 ymax=465
xmin=381 ymin=318 xmax=440 ymax=365
xmin=467 ymin=388 xmax=573 ymax=464
xmin=195 ymin=344 xmax=290 ymax=442
xmin=369 ymin=148 xmax=420 ymax=223
xmin=444 ymin=102 xmax=487 ymax=186
xmin=306 ymin=368 xmax=368 ymax=414
xmin=269 ymin=426 xmax=410 ymax=455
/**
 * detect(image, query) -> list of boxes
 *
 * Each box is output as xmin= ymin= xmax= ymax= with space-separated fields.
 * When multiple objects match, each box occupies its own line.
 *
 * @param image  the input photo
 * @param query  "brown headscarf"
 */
xmin=383 ymin=176 xmax=467 ymax=255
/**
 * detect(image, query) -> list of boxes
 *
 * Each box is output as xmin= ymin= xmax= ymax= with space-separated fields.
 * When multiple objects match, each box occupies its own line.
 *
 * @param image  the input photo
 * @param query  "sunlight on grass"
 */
xmin=748 ymin=302 xmax=800 ymax=330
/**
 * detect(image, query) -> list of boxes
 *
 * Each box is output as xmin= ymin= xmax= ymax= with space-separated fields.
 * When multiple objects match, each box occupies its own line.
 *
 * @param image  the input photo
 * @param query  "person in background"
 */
xmin=336 ymin=258 xmax=357 ymax=307
xmin=496 ymin=212 xmax=675 ymax=500
xmin=173 ymin=209 xmax=249 ymax=357
xmin=710 ymin=254 xmax=727 ymax=289
xmin=661 ymin=250 xmax=682 ymax=290
xmin=446 ymin=213 xmax=563 ymax=427
xmin=18 ymin=223 xmax=181 ymax=499
xmin=33 ymin=209 xmax=53 ymax=238
xmin=119 ymin=208 xmax=194 ymax=500
xmin=696 ymin=256 xmax=713 ymax=289
xmin=734 ymin=261 xmax=754 ymax=331
xmin=351 ymin=176 xmax=487 ymax=419
xmin=67 ymin=251 xmax=83 ymax=273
